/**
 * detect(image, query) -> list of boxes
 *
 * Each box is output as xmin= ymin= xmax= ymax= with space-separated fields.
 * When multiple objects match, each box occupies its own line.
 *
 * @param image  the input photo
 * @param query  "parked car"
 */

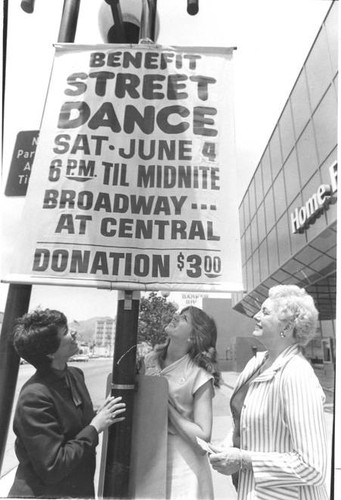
xmin=69 ymin=354 xmax=89 ymax=362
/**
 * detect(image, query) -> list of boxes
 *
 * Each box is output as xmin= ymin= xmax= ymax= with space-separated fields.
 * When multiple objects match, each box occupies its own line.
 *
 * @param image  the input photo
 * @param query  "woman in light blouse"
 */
xmin=143 ymin=306 xmax=221 ymax=499
xmin=209 ymin=285 xmax=328 ymax=500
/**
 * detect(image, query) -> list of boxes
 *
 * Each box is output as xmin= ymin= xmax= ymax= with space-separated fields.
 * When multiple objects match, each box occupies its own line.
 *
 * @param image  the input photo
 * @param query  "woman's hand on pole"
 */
xmin=91 ymin=396 xmax=126 ymax=433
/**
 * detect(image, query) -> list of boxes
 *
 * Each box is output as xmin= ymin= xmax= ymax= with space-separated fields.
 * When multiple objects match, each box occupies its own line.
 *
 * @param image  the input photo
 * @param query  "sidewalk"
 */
xmin=210 ymin=373 xmax=238 ymax=499
xmin=0 ymin=374 xmax=238 ymax=499
xmin=0 ymin=468 xmax=15 ymax=498
xmin=0 ymin=371 xmax=333 ymax=499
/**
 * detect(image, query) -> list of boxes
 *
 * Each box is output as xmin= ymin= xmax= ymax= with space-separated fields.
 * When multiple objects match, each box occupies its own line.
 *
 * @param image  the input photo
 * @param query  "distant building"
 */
xmin=95 ymin=318 xmax=116 ymax=356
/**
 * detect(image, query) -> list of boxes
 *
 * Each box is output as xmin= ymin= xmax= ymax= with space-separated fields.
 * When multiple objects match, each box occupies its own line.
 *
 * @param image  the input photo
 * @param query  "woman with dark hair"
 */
xmin=8 ymin=308 xmax=126 ymax=499
xmin=143 ymin=306 xmax=221 ymax=499
xmin=209 ymin=285 xmax=328 ymax=500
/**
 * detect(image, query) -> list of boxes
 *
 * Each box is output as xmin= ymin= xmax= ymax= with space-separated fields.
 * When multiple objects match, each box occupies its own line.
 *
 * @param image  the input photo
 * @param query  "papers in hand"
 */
xmin=196 ymin=437 xmax=218 ymax=454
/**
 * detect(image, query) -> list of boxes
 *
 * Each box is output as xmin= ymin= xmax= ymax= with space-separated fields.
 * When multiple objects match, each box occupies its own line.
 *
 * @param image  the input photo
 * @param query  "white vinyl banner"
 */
xmin=7 ymin=44 xmax=243 ymax=292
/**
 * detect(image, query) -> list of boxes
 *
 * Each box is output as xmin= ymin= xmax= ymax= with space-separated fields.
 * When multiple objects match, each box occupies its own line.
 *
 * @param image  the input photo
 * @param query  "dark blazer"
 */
xmin=8 ymin=365 xmax=99 ymax=498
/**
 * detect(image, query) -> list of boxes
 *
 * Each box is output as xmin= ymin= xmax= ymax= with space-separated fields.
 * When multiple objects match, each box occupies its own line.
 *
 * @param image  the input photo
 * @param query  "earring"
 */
xmin=280 ymin=331 xmax=286 ymax=338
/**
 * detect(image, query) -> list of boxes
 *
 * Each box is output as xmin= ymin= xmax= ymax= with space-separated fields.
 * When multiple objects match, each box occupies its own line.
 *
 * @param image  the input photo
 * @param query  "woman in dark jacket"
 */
xmin=8 ymin=308 xmax=125 ymax=499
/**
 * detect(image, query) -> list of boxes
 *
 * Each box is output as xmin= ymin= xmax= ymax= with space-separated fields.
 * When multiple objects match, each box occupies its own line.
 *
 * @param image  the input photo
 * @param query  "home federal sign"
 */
xmin=6 ymin=44 xmax=243 ymax=293
xmin=290 ymin=162 xmax=337 ymax=234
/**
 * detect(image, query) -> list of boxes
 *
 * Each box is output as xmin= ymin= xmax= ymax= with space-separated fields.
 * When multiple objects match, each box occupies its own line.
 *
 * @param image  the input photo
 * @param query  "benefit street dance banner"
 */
xmin=6 ymin=44 xmax=243 ymax=292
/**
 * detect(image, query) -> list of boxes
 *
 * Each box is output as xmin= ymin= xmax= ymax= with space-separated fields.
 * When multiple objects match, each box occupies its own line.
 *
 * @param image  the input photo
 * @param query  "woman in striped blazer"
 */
xmin=209 ymin=285 xmax=329 ymax=500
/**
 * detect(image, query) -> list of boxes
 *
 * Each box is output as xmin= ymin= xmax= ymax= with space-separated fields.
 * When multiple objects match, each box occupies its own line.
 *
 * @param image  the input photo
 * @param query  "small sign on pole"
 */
xmin=5 ymin=130 xmax=39 ymax=196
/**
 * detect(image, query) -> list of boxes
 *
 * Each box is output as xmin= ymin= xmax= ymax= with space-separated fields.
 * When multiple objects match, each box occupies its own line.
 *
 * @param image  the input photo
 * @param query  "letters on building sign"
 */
xmin=290 ymin=162 xmax=337 ymax=234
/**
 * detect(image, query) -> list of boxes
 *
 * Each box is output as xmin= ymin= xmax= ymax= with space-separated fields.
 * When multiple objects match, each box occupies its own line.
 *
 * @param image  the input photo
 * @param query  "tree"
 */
xmin=138 ymin=292 xmax=178 ymax=347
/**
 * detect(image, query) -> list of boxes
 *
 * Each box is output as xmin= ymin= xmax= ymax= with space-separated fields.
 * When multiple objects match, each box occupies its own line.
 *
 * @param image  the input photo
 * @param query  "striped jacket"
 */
xmin=231 ymin=345 xmax=329 ymax=500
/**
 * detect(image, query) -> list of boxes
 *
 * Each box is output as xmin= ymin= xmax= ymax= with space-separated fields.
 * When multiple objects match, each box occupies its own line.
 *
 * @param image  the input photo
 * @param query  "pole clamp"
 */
xmin=111 ymin=383 xmax=136 ymax=390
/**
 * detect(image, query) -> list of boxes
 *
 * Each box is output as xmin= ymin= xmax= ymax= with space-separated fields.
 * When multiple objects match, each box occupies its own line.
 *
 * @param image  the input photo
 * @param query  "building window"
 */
xmin=261 ymin=149 xmax=272 ymax=195
xmin=320 ymin=319 xmax=335 ymax=338
xmin=257 ymin=203 xmax=266 ymax=244
xmin=245 ymin=226 xmax=252 ymax=259
xmin=267 ymin=227 xmax=279 ymax=274
xmin=276 ymin=213 xmax=291 ymax=266
xmin=313 ymin=84 xmax=338 ymax=165
xmin=307 ymin=338 xmax=323 ymax=365
xmin=244 ymin=192 xmax=251 ymax=229
xmin=325 ymin=5 xmax=338 ymax=73
xmin=296 ymin=122 xmax=319 ymax=188
xmin=322 ymin=338 xmax=332 ymax=363
xmin=305 ymin=25 xmax=334 ymax=112
xmin=254 ymin=167 xmax=264 ymax=208
xmin=283 ymin=149 xmax=301 ymax=205
xmin=319 ymin=149 xmax=337 ymax=186
xmin=279 ymin=102 xmax=295 ymax=162
xmin=273 ymin=170 xmax=287 ymax=220
xmin=239 ymin=202 xmax=246 ymax=236
xmin=249 ymin=180 xmax=257 ymax=219
xmin=252 ymin=249 xmax=260 ymax=287
xmin=242 ymin=264 xmax=247 ymax=289
xmin=301 ymin=171 xmax=329 ymax=241
xmin=259 ymin=239 xmax=269 ymax=281
xmin=269 ymin=128 xmax=282 ymax=180
xmin=264 ymin=189 xmax=275 ymax=232
xmin=290 ymin=69 xmax=311 ymax=138
xmin=246 ymin=258 xmax=253 ymax=291
xmin=250 ymin=218 xmax=259 ymax=255
xmin=240 ymin=234 xmax=246 ymax=264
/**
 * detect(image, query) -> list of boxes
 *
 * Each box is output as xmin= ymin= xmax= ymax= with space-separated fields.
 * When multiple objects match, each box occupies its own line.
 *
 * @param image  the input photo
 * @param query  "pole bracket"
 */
xmin=111 ymin=383 xmax=136 ymax=390
xmin=123 ymin=291 xmax=133 ymax=310
xmin=118 ymin=290 xmax=141 ymax=310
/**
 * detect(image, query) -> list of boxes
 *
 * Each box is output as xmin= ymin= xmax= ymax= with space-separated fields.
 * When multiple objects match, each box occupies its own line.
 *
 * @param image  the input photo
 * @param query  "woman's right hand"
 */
xmin=90 ymin=396 xmax=126 ymax=434
xmin=209 ymin=447 xmax=242 ymax=476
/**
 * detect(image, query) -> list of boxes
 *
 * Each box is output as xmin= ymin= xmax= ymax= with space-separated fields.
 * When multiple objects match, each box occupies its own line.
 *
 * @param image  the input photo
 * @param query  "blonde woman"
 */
xmin=210 ymin=285 xmax=328 ymax=500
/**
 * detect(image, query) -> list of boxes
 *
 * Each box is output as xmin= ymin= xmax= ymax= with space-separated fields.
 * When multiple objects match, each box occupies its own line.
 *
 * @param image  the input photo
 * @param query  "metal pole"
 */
xmin=0 ymin=0 xmax=81 ymax=475
xmin=140 ymin=0 xmax=157 ymax=41
xmin=103 ymin=3 xmax=156 ymax=496
xmin=0 ymin=285 xmax=31 ymax=472
xmin=103 ymin=291 xmax=140 ymax=499
xmin=105 ymin=0 xmax=126 ymax=43
xmin=57 ymin=0 xmax=81 ymax=43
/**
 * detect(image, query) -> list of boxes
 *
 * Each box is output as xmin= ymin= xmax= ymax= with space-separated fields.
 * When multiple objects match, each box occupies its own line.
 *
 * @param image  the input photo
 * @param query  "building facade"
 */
xmin=95 ymin=318 xmax=116 ymax=356
xmin=233 ymin=2 xmax=337 ymax=374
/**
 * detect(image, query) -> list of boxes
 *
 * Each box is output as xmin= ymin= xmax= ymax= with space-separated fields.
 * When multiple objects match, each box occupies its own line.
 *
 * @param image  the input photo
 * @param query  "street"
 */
xmin=0 ymin=360 xmax=333 ymax=500
xmin=0 ymin=358 xmax=237 ymax=498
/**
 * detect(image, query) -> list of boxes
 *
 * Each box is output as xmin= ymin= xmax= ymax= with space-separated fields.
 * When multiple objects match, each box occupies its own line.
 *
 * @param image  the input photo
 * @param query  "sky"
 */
xmin=0 ymin=0 xmax=333 ymax=320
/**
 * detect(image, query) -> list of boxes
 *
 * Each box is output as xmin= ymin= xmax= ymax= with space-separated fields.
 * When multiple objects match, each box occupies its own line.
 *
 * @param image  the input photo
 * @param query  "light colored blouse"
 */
xmin=144 ymin=351 xmax=214 ymax=434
